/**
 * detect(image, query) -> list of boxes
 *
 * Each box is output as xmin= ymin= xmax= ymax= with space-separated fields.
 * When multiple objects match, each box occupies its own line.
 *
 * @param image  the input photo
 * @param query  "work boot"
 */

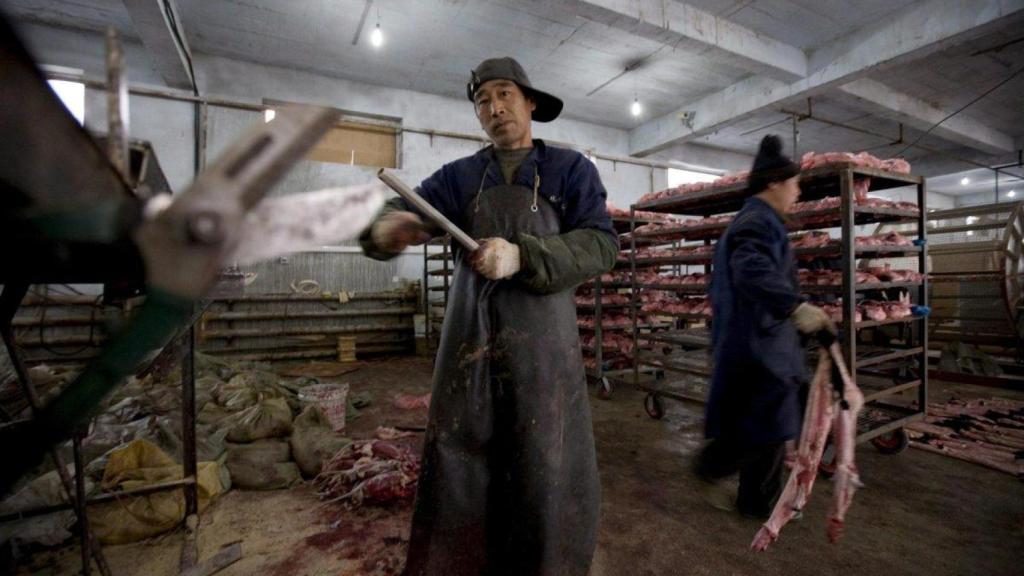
xmin=700 ymin=480 xmax=737 ymax=512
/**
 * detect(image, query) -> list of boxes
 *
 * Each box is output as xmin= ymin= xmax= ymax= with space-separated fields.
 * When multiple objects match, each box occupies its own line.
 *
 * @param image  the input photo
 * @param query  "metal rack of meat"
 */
xmin=627 ymin=155 xmax=929 ymax=448
xmin=619 ymin=209 xmax=717 ymax=407
xmin=577 ymin=206 xmax=669 ymax=397
xmin=422 ymin=236 xmax=453 ymax=354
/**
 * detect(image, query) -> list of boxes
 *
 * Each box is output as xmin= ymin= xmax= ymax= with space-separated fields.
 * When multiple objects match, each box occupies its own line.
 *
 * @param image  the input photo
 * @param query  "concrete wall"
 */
xmin=956 ymin=191 xmax=1011 ymax=207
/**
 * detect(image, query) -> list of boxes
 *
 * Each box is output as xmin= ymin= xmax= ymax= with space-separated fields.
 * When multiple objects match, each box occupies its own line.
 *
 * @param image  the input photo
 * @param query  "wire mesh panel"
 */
xmin=882 ymin=202 xmax=1023 ymax=353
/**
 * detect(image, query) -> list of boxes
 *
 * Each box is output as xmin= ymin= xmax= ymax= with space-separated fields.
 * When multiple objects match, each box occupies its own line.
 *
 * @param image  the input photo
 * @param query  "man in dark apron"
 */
xmin=360 ymin=57 xmax=618 ymax=576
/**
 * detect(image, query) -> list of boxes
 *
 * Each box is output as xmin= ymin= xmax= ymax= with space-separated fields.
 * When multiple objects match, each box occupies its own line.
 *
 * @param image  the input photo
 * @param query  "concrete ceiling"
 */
xmin=3 ymin=0 xmax=1023 ymax=178
xmin=682 ymin=0 xmax=921 ymax=50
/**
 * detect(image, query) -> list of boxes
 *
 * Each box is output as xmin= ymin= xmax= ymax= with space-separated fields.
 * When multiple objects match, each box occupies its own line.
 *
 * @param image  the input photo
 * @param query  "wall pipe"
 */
xmin=43 ymin=72 xmax=725 ymax=176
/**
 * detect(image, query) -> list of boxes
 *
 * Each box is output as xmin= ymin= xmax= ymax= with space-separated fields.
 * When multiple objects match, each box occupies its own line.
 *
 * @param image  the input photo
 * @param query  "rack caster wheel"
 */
xmin=644 ymin=393 xmax=665 ymax=420
xmin=597 ymin=377 xmax=613 ymax=400
xmin=871 ymin=428 xmax=909 ymax=455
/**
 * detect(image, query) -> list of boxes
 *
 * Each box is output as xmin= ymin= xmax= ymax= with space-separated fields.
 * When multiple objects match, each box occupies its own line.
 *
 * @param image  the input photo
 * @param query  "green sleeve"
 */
xmin=515 ymin=229 xmax=619 ymax=294
xmin=359 ymin=197 xmax=445 ymax=261
xmin=358 ymin=197 xmax=412 ymax=261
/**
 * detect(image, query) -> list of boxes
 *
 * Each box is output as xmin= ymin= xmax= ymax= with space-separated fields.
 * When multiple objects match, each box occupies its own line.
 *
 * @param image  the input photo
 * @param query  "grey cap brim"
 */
xmin=521 ymin=85 xmax=563 ymax=123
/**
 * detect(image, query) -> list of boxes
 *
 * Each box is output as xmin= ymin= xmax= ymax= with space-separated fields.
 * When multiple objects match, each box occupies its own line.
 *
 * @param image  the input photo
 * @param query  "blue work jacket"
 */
xmin=399 ymin=139 xmax=616 ymax=242
xmin=706 ymin=197 xmax=807 ymax=444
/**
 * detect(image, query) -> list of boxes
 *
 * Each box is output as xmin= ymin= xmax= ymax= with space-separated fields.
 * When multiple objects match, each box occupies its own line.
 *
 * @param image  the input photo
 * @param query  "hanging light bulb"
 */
xmin=960 ymin=177 xmax=970 ymax=186
xmin=370 ymin=22 xmax=384 ymax=48
xmin=630 ymin=97 xmax=642 ymax=117
xmin=1008 ymin=190 xmax=1017 ymax=198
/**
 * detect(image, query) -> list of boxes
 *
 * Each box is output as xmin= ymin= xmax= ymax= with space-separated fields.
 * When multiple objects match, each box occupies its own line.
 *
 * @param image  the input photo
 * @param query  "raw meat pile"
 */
xmin=801 ymin=151 xmax=911 ymax=173
xmin=633 ymin=244 xmax=716 ymax=261
xmin=631 ymin=196 xmax=919 ymax=240
xmin=638 ymin=289 xmax=680 ymax=305
xmin=580 ymin=333 xmax=635 ymax=355
xmin=791 ymin=231 xmax=914 ymax=258
xmin=577 ymin=314 xmax=642 ymax=329
xmin=630 ymin=221 xmax=688 ymax=236
xmin=393 ymin=393 xmax=431 ymax=410
xmin=641 ymin=273 xmax=708 ymax=287
xmin=315 ymin=440 xmax=420 ymax=507
xmin=790 ymin=231 xmax=833 ymax=249
xmin=592 ymin=271 xmax=633 ymax=284
xmin=798 ymin=269 xmax=857 ymax=286
xmin=789 ymin=196 xmax=919 ymax=217
xmin=606 ymin=202 xmax=674 ymax=222
xmin=574 ymin=293 xmax=630 ymax=307
xmin=641 ymin=297 xmax=712 ymax=317
xmin=637 ymin=152 xmax=911 ymax=205
xmin=856 ymin=231 xmax=913 ymax=247
xmin=796 ymin=267 xmax=921 ymax=286
xmin=862 ymin=264 xmax=924 ymax=283
xmin=818 ymin=294 xmax=913 ymax=323
xmin=906 ymin=397 xmax=1024 ymax=478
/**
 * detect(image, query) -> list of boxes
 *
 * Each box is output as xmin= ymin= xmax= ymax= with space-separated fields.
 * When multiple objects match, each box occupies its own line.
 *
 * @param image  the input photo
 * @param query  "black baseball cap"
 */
xmin=467 ymin=57 xmax=563 ymax=122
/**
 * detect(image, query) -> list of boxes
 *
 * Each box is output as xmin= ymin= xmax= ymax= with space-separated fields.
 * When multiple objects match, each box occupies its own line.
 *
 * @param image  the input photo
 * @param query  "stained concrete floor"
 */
xmin=14 ymin=356 xmax=1024 ymax=576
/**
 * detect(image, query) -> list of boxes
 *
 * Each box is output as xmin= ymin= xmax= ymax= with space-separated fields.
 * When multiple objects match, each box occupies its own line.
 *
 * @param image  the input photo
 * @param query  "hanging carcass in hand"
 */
xmin=315 ymin=440 xmax=420 ymax=507
xmin=751 ymin=337 xmax=865 ymax=551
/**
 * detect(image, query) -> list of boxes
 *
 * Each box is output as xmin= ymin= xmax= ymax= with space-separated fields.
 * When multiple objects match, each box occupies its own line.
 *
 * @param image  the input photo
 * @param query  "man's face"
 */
xmin=767 ymin=175 xmax=802 ymax=211
xmin=473 ymin=79 xmax=536 ymax=149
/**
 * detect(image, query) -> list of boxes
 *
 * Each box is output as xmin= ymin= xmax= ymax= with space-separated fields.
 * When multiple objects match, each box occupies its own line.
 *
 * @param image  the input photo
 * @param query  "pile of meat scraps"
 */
xmin=907 ymin=397 xmax=1024 ymax=478
xmin=315 ymin=440 xmax=420 ymax=507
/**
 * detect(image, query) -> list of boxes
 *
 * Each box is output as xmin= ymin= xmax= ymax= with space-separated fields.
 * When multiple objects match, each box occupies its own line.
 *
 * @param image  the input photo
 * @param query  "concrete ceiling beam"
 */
xmin=628 ymin=0 xmax=1024 ymax=156
xmin=564 ymin=0 xmax=807 ymax=81
xmin=122 ymin=0 xmax=195 ymax=90
xmin=838 ymin=78 xmax=1016 ymax=155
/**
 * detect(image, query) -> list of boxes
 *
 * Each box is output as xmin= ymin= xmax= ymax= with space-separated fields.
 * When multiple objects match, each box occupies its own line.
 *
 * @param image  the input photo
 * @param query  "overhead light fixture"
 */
xmin=264 ymin=109 xmax=276 ymax=123
xmin=966 ymin=230 xmax=974 ymax=237
xmin=965 ymin=216 xmax=977 ymax=224
xmin=630 ymin=97 xmax=642 ymax=117
xmin=370 ymin=22 xmax=384 ymax=48
xmin=1008 ymin=190 xmax=1017 ymax=198
xmin=960 ymin=177 xmax=970 ymax=186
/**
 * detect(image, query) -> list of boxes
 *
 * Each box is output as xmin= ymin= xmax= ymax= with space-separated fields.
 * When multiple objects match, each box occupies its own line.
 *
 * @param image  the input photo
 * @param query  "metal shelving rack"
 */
xmin=422 ymin=236 xmax=452 ymax=354
xmin=628 ymin=164 xmax=929 ymax=446
xmin=577 ymin=216 xmax=660 ymax=398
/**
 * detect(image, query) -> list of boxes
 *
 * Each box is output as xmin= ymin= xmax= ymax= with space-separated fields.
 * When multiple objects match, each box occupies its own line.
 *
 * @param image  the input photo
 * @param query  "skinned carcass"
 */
xmin=751 ymin=337 xmax=865 ymax=551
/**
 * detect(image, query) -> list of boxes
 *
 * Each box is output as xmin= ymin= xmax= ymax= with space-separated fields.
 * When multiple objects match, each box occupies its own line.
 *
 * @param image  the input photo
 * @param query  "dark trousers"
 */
xmin=698 ymin=436 xmax=786 ymax=517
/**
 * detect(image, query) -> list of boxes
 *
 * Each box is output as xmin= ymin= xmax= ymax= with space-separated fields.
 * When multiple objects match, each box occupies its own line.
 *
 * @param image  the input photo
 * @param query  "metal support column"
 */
xmin=72 ymin=432 xmax=90 ymax=576
xmin=918 ymin=178 xmax=929 ymax=412
xmin=840 ymin=168 xmax=857 ymax=376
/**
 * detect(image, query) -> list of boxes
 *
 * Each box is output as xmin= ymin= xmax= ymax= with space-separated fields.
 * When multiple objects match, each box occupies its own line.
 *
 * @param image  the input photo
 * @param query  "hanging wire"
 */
xmin=892 ymin=65 xmax=1024 ymax=157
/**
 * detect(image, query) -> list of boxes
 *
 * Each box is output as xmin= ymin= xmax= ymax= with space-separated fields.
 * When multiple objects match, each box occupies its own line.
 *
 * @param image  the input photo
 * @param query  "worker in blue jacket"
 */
xmin=699 ymin=134 xmax=834 ymax=518
xmin=360 ymin=58 xmax=617 ymax=575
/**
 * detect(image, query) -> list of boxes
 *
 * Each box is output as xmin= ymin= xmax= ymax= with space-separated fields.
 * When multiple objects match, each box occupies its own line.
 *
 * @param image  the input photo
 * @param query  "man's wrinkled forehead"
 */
xmin=473 ymin=79 xmax=518 ymax=101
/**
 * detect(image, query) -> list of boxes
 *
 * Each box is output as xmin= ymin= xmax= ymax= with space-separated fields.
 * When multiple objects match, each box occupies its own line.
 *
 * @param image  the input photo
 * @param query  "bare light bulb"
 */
xmin=370 ymin=24 xmax=384 ymax=48
xmin=630 ymin=98 xmax=642 ymax=117
xmin=960 ymin=177 xmax=970 ymax=186
xmin=1008 ymin=190 xmax=1017 ymax=198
